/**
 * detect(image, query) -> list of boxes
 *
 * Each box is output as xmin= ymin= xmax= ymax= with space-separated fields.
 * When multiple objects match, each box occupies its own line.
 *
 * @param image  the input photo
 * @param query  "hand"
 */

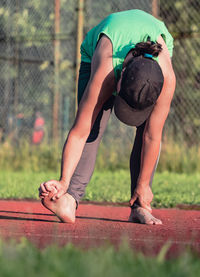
xmin=39 ymin=180 xmax=68 ymax=201
xmin=129 ymin=184 xmax=153 ymax=213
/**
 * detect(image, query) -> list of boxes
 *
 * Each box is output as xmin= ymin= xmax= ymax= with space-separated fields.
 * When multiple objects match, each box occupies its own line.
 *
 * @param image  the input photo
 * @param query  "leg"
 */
xmin=130 ymin=121 xmax=146 ymax=201
xmin=67 ymin=61 xmax=114 ymax=204
xmin=67 ymin=97 xmax=114 ymax=204
xmin=41 ymin=104 xmax=111 ymax=223
xmin=41 ymin=190 xmax=77 ymax=223
xmin=129 ymin=121 xmax=162 ymax=224
xmin=42 ymin=62 xmax=114 ymax=222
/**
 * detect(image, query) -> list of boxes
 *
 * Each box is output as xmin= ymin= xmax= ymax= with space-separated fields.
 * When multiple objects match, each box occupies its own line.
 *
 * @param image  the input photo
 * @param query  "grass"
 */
xmin=1 ymin=139 xmax=200 ymax=174
xmin=0 ymin=142 xmax=199 ymax=273
xmin=0 ymin=238 xmax=199 ymax=277
xmin=0 ymin=170 xmax=200 ymax=208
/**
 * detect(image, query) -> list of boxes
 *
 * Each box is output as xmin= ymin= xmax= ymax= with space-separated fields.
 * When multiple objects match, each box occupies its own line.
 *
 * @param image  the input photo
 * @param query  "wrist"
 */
xmin=137 ymin=180 xmax=149 ymax=188
xmin=59 ymin=178 xmax=69 ymax=188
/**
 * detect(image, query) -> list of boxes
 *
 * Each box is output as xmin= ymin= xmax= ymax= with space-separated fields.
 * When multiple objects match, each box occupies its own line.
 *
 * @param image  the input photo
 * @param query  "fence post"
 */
xmin=53 ymin=0 xmax=60 ymax=145
xmin=75 ymin=0 xmax=84 ymax=113
xmin=14 ymin=0 xmax=20 ymax=117
xmin=152 ymin=0 xmax=160 ymax=18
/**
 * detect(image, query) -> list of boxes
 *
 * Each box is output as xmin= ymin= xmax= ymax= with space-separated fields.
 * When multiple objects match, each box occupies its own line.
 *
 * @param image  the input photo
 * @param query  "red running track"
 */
xmin=0 ymin=200 xmax=199 ymax=257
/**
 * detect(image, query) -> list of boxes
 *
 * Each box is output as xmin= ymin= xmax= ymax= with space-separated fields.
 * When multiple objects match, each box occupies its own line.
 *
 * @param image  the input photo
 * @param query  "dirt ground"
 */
xmin=0 ymin=200 xmax=199 ymax=257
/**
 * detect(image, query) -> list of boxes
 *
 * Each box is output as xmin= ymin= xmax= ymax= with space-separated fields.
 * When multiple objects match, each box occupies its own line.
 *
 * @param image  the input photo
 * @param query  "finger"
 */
xmin=47 ymin=187 xmax=58 ymax=200
xmin=39 ymin=191 xmax=46 ymax=199
xmin=45 ymin=183 xmax=55 ymax=192
xmin=129 ymin=194 xmax=138 ymax=206
xmin=39 ymin=195 xmax=47 ymax=199
xmin=51 ymin=190 xmax=65 ymax=201
xmin=39 ymin=192 xmax=49 ymax=199
xmin=139 ymin=201 xmax=152 ymax=213
xmin=39 ymin=189 xmax=47 ymax=198
xmin=42 ymin=180 xmax=58 ymax=191
xmin=41 ymin=192 xmax=49 ymax=196
xmin=40 ymin=183 xmax=47 ymax=193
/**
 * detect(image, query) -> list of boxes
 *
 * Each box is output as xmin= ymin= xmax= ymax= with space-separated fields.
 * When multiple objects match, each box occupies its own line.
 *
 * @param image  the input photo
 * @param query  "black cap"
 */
xmin=114 ymin=55 xmax=164 ymax=126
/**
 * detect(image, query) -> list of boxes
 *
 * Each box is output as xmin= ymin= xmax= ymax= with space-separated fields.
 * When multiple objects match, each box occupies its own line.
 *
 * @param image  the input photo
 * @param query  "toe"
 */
xmin=146 ymin=220 xmax=154 ymax=225
xmin=130 ymin=207 xmax=163 ymax=225
xmin=154 ymin=218 xmax=162 ymax=225
xmin=151 ymin=216 xmax=162 ymax=225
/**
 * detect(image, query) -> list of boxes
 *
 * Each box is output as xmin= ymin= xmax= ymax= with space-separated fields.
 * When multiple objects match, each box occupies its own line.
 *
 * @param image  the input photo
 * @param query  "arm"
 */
xmin=40 ymin=36 xmax=115 ymax=199
xmin=130 ymin=36 xmax=176 ymax=210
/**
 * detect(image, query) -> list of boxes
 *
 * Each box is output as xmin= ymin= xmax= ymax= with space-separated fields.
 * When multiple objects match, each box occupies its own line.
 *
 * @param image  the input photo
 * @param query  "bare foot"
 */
xmin=42 ymin=192 xmax=76 ymax=223
xmin=129 ymin=206 xmax=162 ymax=225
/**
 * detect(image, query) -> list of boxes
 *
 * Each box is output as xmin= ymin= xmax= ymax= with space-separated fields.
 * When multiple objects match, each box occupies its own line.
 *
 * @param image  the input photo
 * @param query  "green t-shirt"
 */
xmin=81 ymin=9 xmax=174 ymax=80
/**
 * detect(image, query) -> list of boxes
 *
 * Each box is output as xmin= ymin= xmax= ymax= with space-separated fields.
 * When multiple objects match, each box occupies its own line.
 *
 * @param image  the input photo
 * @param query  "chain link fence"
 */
xmin=161 ymin=0 xmax=200 ymax=145
xmin=0 ymin=0 xmax=200 ymax=151
xmin=0 ymin=0 xmax=77 ymax=145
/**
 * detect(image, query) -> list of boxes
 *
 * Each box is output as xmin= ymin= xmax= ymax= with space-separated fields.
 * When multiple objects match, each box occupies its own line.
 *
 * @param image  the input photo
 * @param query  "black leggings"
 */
xmin=67 ymin=62 xmax=160 ymax=206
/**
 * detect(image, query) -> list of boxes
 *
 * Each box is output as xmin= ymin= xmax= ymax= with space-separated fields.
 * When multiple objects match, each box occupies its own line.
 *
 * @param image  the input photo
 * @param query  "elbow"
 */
xmin=143 ymin=125 xmax=163 ymax=145
xmin=171 ymin=70 xmax=176 ymax=89
xmin=144 ymin=133 xmax=161 ymax=145
xmin=163 ymin=70 xmax=176 ymax=103
xmin=166 ymin=68 xmax=176 ymax=90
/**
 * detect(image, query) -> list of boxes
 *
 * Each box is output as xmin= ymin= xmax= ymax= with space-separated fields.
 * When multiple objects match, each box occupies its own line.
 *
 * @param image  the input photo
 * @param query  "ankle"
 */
xmin=66 ymin=193 xmax=77 ymax=208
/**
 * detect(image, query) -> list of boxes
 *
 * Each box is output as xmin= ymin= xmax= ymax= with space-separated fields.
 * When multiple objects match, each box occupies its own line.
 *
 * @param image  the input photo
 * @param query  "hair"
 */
xmin=132 ymin=40 xmax=162 ymax=58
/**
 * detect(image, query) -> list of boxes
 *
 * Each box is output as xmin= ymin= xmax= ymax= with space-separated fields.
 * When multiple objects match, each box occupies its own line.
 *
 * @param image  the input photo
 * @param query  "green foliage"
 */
xmin=160 ymin=0 xmax=200 ymax=144
xmin=0 ymin=140 xmax=61 ymax=172
xmin=157 ymin=138 xmax=200 ymax=173
xmin=1 ymin=0 xmax=200 ymax=148
xmin=0 ymin=137 xmax=200 ymax=174
xmin=0 ymin=170 xmax=57 ymax=199
xmin=0 ymin=238 xmax=199 ymax=277
xmin=0 ymin=169 xmax=200 ymax=208
xmin=87 ymin=171 xmax=200 ymax=207
xmin=84 ymin=0 xmax=152 ymax=32
xmin=152 ymin=172 xmax=200 ymax=208
xmin=160 ymin=0 xmax=199 ymax=35
xmin=0 ymin=0 xmax=76 ymax=138
xmin=96 ymin=137 xmax=200 ymax=174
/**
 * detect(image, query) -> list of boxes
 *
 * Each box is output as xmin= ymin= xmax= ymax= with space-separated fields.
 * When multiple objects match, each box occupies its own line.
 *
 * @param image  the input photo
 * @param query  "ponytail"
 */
xmin=132 ymin=40 xmax=162 ymax=58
